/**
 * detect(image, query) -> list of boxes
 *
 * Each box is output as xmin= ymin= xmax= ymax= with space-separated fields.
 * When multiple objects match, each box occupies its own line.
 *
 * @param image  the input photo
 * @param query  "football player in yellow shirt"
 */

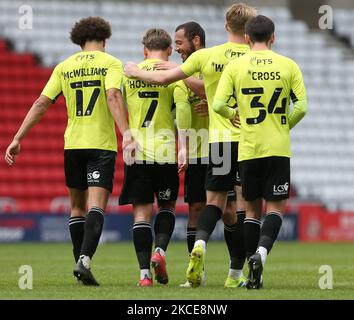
xmin=4 ymin=17 xmax=133 ymax=286
xmin=119 ymin=29 xmax=191 ymax=287
xmin=155 ymin=21 xmax=209 ymax=287
xmin=157 ymin=21 xmax=243 ymax=288
xmin=125 ymin=3 xmax=257 ymax=288
xmin=214 ymin=15 xmax=307 ymax=289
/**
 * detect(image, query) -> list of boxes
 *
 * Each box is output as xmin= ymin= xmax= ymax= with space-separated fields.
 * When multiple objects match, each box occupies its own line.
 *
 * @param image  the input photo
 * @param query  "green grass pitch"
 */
xmin=0 ymin=242 xmax=353 ymax=300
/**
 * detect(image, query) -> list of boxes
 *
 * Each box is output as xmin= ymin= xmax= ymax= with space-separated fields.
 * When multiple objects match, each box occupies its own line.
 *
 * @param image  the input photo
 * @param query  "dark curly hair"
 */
xmin=70 ymin=17 xmax=112 ymax=47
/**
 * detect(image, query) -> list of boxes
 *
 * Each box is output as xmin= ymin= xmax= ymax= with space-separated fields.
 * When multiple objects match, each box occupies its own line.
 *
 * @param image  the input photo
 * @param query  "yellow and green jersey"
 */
xmin=215 ymin=50 xmax=306 ymax=161
xmin=123 ymin=58 xmax=180 ymax=163
xmin=173 ymin=73 xmax=209 ymax=159
xmin=180 ymin=42 xmax=249 ymax=143
xmin=41 ymin=51 xmax=123 ymax=152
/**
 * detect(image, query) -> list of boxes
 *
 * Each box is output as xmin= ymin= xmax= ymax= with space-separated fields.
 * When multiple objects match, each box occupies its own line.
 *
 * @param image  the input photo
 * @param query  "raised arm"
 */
xmin=125 ymin=62 xmax=187 ymax=85
xmin=5 ymin=95 xmax=52 ymax=165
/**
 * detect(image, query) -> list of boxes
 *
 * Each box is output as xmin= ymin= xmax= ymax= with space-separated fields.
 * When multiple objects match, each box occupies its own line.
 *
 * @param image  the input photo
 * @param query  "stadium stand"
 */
xmin=1 ymin=1 xmax=354 ymax=212
xmin=334 ymin=9 xmax=354 ymax=48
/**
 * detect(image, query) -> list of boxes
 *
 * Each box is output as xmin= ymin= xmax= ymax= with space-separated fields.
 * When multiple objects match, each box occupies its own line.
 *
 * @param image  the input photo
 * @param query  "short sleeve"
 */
xmin=105 ymin=58 xmax=123 ymax=90
xmin=41 ymin=64 xmax=62 ymax=102
xmin=180 ymin=49 xmax=205 ymax=77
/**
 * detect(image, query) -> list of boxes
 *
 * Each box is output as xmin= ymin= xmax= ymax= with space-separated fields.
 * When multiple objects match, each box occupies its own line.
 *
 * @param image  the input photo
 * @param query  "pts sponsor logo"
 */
xmin=250 ymin=57 xmax=273 ymax=66
xmin=273 ymin=182 xmax=289 ymax=195
xmin=224 ymin=49 xmax=246 ymax=59
xmin=211 ymin=50 xmax=246 ymax=73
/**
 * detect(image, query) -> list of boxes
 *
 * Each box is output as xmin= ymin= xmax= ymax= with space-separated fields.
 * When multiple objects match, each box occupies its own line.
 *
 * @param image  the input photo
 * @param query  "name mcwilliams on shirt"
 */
xmin=62 ymin=67 xmax=108 ymax=80
xmin=127 ymin=79 xmax=168 ymax=89
xmin=126 ymin=303 xmax=228 ymax=318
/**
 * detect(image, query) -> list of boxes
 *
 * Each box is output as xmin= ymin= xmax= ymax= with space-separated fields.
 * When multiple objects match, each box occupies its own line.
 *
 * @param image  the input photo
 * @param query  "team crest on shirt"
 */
xmin=158 ymin=188 xmax=171 ymax=200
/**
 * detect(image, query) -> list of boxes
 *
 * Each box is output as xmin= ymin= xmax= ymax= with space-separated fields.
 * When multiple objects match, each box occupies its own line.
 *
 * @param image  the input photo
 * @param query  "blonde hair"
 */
xmin=226 ymin=3 xmax=257 ymax=34
xmin=142 ymin=28 xmax=172 ymax=51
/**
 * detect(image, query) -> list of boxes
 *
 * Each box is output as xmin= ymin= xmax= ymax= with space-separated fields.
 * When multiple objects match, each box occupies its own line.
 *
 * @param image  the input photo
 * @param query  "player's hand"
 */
xmin=231 ymin=109 xmax=241 ymax=128
xmin=194 ymin=99 xmax=209 ymax=117
xmin=5 ymin=139 xmax=20 ymax=166
xmin=122 ymin=131 xmax=141 ymax=166
xmin=124 ymin=61 xmax=140 ymax=78
xmin=154 ymin=61 xmax=178 ymax=71
xmin=178 ymin=147 xmax=188 ymax=173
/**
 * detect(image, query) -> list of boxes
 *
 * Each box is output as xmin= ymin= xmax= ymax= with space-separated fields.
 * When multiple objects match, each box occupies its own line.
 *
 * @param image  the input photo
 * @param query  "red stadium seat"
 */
xmin=0 ymin=40 xmax=186 ymax=213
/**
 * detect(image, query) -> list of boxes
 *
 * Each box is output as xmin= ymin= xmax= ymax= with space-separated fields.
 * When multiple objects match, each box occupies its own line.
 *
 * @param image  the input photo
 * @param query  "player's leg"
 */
xmin=180 ymin=202 xmax=206 ymax=288
xmin=73 ymin=186 xmax=109 ymax=286
xmin=254 ymin=156 xmax=290 ymax=281
xmin=133 ymin=203 xmax=154 ymax=287
xmin=64 ymin=149 xmax=91 ymax=276
xmin=67 ymin=188 xmax=87 ymax=263
xmin=119 ymin=162 xmax=155 ymax=286
xmin=196 ymin=190 xmax=227 ymax=247
xmin=181 ymin=163 xmax=206 ymax=287
xmin=244 ymin=198 xmax=263 ymax=289
xmin=154 ymin=200 xmax=176 ymax=257
xmin=257 ymin=200 xmax=286 ymax=267
xmin=73 ymin=149 xmax=116 ymax=286
xmin=238 ymin=158 xmax=264 ymax=289
xmin=183 ymin=163 xmax=207 ymax=255
xmin=186 ymin=142 xmax=234 ymax=287
xmin=186 ymin=190 xmax=227 ymax=287
xmin=150 ymin=200 xmax=175 ymax=285
xmin=80 ymin=186 xmax=109 ymax=259
xmin=221 ymin=142 xmax=247 ymax=288
xmin=222 ymin=195 xmax=247 ymax=288
xmin=187 ymin=202 xmax=205 ymax=253
xmin=151 ymin=163 xmax=179 ymax=285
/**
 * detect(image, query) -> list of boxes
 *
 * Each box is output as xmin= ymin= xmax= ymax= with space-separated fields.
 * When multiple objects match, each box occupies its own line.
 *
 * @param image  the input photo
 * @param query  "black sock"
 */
xmin=195 ymin=205 xmax=222 ymax=243
xmin=187 ymin=227 xmax=196 ymax=254
xmin=69 ymin=217 xmax=85 ymax=262
xmin=133 ymin=222 xmax=153 ymax=269
xmin=80 ymin=207 xmax=104 ymax=259
xmin=224 ymin=223 xmax=237 ymax=268
xmin=224 ymin=211 xmax=246 ymax=270
xmin=258 ymin=212 xmax=283 ymax=253
xmin=154 ymin=208 xmax=175 ymax=251
xmin=244 ymin=217 xmax=261 ymax=259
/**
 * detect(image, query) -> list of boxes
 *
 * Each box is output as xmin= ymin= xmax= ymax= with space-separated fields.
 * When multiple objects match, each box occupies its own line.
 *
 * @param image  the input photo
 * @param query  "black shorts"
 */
xmin=239 ymin=156 xmax=290 ymax=201
xmin=205 ymin=142 xmax=241 ymax=192
xmin=184 ymin=160 xmax=236 ymax=203
xmin=64 ymin=149 xmax=116 ymax=193
xmin=119 ymin=163 xmax=179 ymax=205
xmin=184 ymin=161 xmax=208 ymax=204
